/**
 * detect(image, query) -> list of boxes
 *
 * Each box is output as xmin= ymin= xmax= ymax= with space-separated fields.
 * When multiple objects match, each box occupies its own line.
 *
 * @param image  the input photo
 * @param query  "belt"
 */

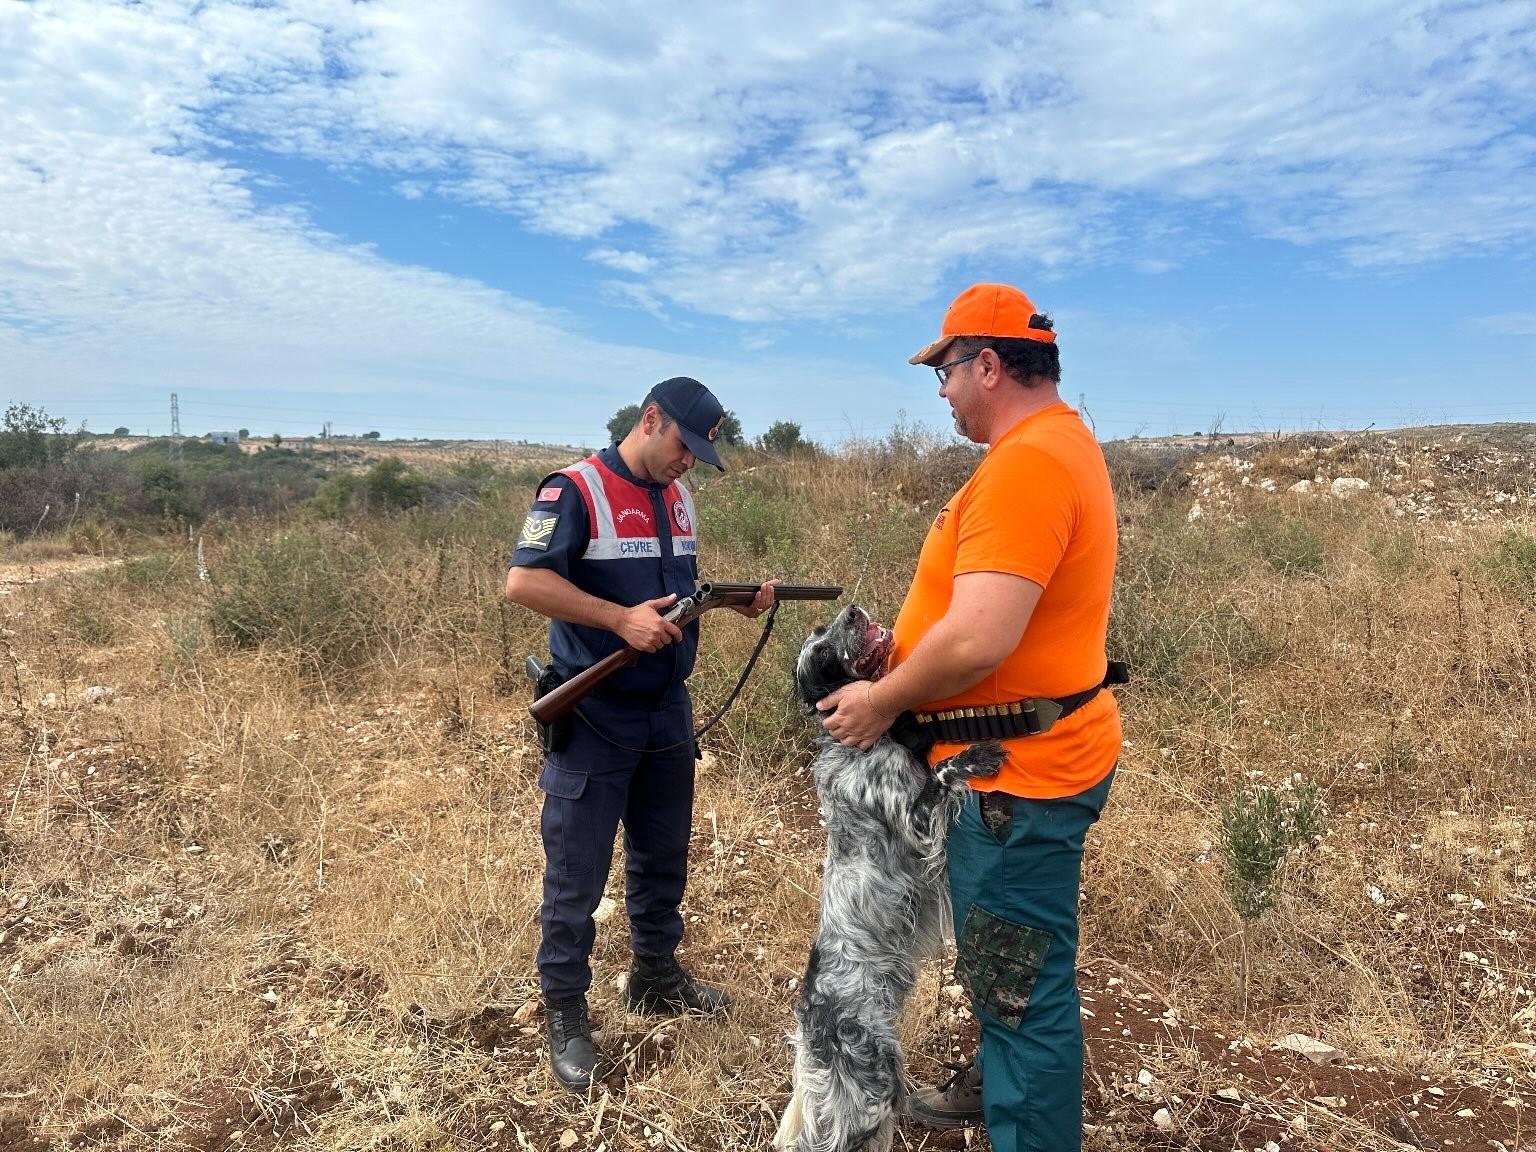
xmin=913 ymin=661 xmax=1129 ymax=743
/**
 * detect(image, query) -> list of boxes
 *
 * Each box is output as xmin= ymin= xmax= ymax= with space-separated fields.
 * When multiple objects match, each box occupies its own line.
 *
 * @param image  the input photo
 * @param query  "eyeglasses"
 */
xmin=933 ymin=351 xmax=979 ymax=384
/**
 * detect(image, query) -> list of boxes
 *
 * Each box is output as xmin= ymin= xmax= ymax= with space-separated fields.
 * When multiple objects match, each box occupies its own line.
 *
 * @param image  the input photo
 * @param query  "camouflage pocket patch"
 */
xmin=517 ymin=511 xmax=558 ymax=550
xmin=956 ymin=905 xmax=1052 ymax=1028
xmin=980 ymin=791 xmax=1013 ymax=843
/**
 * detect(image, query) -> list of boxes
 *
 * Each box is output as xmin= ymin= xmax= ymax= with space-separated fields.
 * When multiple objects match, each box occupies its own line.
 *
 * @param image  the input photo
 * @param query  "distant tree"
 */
xmin=363 ymin=430 xmax=381 ymax=440
xmin=113 ymin=426 xmax=131 ymax=437
xmin=606 ymin=403 xmax=642 ymax=443
xmin=271 ymin=433 xmax=282 ymax=448
xmin=758 ymin=420 xmax=805 ymax=456
xmin=0 ymin=402 xmax=80 ymax=470
xmin=238 ymin=428 xmax=250 ymax=439
xmin=717 ymin=410 xmax=744 ymax=446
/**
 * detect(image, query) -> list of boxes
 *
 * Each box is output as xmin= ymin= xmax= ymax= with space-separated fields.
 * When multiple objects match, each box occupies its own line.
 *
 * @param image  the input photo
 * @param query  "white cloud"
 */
xmin=2 ymin=0 xmax=1533 ymax=429
xmin=1475 ymin=312 xmax=1536 ymax=336
xmin=159 ymin=0 xmax=1533 ymax=318
xmin=0 ymin=0 xmax=920 ymax=438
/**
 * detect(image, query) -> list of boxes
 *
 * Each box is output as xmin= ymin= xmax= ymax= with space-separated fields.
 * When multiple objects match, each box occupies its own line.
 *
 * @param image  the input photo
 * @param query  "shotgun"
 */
xmin=528 ymin=582 xmax=841 ymax=726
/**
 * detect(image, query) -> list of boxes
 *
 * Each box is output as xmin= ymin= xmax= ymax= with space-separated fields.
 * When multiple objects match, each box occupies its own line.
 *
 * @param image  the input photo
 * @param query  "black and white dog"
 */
xmin=774 ymin=605 xmax=1004 ymax=1152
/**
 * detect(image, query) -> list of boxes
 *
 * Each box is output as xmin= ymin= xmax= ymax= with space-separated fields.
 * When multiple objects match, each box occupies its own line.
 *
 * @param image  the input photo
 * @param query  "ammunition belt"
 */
xmin=913 ymin=661 xmax=1129 ymax=743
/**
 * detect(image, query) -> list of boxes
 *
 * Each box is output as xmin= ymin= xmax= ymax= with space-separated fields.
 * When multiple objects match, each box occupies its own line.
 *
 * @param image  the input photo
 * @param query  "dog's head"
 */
xmin=795 ymin=604 xmax=893 ymax=709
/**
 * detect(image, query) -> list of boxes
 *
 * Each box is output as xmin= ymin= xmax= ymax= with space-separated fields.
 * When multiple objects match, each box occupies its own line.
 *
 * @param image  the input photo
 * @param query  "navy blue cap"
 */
xmin=650 ymin=376 xmax=726 ymax=471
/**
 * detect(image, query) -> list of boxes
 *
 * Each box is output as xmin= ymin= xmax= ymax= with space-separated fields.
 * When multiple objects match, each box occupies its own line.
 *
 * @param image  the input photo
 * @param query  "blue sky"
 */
xmin=2 ymin=0 xmax=1533 ymax=446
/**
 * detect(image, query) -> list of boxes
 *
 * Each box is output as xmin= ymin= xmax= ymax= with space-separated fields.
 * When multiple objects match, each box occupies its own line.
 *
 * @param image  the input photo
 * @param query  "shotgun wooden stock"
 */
xmin=528 ymin=582 xmax=841 ymax=725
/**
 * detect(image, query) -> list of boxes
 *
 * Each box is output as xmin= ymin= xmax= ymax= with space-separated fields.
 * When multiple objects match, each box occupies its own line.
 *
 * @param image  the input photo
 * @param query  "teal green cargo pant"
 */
xmin=947 ymin=768 xmax=1114 ymax=1152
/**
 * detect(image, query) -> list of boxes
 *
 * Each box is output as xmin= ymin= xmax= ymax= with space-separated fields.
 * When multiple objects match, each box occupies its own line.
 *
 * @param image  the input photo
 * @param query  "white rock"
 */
xmin=558 ymin=1130 xmax=578 ymax=1148
xmin=82 ymin=685 xmax=114 ymax=703
xmin=1289 ymin=479 xmax=1314 ymax=494
xmin=592 ymin=896 xmax=617 ymax=923
xmin=1289 ymin=1113 xmax=1307 ymax=1133
xmin=1273 ymin=1034 xmax=1343 ymax=1064
xmin=1152 ymin=1108 xmax=1173 ymax=1131
xmin=1330 ymin=477 xmax=1369 ymax=497
xmin=1216 ymin=1086 xmax=1242 ymax=1102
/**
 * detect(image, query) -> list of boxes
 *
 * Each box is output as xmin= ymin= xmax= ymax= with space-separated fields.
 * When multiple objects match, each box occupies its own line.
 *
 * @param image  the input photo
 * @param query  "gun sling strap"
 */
xmin=571 ymin=601 xmax=782 ymax=754
xmin=912 ymin=660 xmax=1130 ymax=743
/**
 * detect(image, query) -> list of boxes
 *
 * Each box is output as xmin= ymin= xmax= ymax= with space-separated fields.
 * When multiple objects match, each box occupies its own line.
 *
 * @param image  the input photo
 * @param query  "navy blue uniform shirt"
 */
xmin=510 ymin=445 xmax=700 ymax=704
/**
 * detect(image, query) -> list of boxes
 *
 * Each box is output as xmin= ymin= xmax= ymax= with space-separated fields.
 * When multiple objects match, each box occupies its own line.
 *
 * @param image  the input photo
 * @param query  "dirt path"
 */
xmin=0 ymin=555 xmax=121 ymax=596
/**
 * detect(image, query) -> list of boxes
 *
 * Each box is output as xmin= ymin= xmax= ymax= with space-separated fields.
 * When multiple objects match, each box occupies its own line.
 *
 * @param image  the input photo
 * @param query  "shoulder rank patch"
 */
xmin=517 ymin=511 xmax=559 ymax=551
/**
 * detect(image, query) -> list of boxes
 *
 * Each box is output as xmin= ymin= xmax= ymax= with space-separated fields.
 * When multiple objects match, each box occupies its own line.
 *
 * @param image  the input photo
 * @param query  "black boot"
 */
xmin=545 ymin=994 xmax=597 ymax=1093
xmin=626 ymin=954 xmax=731 ymax=1016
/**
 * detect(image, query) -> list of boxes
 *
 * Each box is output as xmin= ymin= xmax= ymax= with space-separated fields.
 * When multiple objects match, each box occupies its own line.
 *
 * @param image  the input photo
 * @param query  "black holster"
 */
xmin=531 ymin=663 xmax=572 ymax=755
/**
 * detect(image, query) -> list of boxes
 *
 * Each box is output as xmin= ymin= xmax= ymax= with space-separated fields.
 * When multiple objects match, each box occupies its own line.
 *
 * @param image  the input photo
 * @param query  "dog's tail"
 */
xmin=777 ymin=1030 xmax=903 ymax=1152
xmin=772 ymin=1074 xmax=805 ymax=1150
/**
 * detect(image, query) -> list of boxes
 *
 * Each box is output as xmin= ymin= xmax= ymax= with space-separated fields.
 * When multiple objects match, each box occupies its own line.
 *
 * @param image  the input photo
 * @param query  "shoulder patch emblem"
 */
xmin=517 ymin=511 xmax=559 ymax=550
xmin=672 ymin=499 xmax=692 ymax=534
xmin=537 ymin=485 xmax=563 ymax=503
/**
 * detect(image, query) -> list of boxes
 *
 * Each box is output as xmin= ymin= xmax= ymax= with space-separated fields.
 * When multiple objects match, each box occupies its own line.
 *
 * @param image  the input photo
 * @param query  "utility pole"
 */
xmin=170 ymin=392 xmax=183 ymax=464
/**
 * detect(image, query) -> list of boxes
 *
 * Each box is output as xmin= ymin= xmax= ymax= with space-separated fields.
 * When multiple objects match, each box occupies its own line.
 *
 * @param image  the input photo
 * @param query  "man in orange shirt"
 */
xmin=818 ymin=283 xmax=1122 ymax=1151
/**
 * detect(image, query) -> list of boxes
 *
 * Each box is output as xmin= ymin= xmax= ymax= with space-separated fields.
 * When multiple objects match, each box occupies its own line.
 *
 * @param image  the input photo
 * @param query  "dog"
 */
xmin=773 ymin=604 xmax=1004 ymax=1152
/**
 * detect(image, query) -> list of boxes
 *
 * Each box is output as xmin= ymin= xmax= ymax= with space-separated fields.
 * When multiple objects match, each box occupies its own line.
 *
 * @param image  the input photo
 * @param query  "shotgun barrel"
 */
xmin=528 ymin=582 xmax=841 ymax=725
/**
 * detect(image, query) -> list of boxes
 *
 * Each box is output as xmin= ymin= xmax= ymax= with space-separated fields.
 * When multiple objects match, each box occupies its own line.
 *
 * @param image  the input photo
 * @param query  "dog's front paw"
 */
xmin=936 ymin=739 xmax=1007 ymax=785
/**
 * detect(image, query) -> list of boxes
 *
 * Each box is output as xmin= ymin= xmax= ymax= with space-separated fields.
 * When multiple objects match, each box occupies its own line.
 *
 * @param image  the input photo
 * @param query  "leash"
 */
xmin=573 ymin=601 xmax=781 ymax=753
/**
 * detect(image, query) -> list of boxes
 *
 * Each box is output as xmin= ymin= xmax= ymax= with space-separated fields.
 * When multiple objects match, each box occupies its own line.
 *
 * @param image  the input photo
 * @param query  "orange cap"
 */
xmin=908 ymin=283 xmax=1057 ymax=366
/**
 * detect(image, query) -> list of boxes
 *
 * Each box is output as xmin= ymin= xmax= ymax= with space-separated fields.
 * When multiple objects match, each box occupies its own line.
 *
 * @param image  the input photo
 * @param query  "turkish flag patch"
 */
xmin=538 ymin=486 xmax=563 ymax=503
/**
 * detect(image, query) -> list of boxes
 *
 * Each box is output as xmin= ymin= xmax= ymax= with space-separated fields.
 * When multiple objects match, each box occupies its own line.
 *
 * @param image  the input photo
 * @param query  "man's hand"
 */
xmin=731 ymin=579 xmax=779 ymax=619
xmin=617 ymin=594 xmax=684 ymax=651
xmin=816 ymin=680 xmax=894 ymax=750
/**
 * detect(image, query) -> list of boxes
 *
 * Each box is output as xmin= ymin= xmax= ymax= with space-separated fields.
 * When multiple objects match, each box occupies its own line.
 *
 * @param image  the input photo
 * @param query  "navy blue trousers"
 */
xmin=536 ymin=691 xmax=696 ymax=999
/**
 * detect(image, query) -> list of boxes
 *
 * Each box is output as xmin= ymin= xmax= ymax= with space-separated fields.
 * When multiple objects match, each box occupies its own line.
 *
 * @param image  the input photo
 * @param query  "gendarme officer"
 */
xmin=505 ymin=377 xmax=772 ymax=1093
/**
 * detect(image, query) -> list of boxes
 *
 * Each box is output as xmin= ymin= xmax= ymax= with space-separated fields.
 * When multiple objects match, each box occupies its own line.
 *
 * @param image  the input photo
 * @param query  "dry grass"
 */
xmin=2 ymin=427 xmax=1535 ymax=1151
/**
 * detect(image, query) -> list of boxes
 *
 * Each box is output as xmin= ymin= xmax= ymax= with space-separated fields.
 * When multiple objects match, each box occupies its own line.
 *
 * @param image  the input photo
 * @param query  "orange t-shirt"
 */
xmin=891 ymin=402 xmax=1122 ymax=799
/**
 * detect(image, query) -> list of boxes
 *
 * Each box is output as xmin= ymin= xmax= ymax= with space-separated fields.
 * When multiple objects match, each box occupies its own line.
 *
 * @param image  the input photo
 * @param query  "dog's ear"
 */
xmin=795 ymin=628 xmax=849 ymax=709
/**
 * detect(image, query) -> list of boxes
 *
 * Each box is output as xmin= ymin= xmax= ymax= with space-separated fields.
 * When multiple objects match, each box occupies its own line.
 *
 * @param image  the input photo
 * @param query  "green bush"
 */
xmin=365 ymin=457 xmax=426 ymax=511
xmin=1220 ymin=775 xmax=1326 ymax=1013
xmin=309 ymin=458 xmax=427 ymax=518
xmin=1238 ymin=510 xmax=1325 ymax=576
xmin=701 ymin=483 xmax=802 ymax=564
xmin=119 ymin=552 xmax=182 ymax=590
xmin=207 ymin=527 xmax=377 ymax=676
xmin=1483 ymin=529 xmax=1536 ymax=593
xmin=1220 ymin=777 xmax=1326 ymax=922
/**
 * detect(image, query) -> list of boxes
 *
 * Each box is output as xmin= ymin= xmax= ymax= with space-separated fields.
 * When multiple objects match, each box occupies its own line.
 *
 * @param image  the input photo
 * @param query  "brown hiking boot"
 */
xmin=905 ymin=1059 xmax=983 ymax=1129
